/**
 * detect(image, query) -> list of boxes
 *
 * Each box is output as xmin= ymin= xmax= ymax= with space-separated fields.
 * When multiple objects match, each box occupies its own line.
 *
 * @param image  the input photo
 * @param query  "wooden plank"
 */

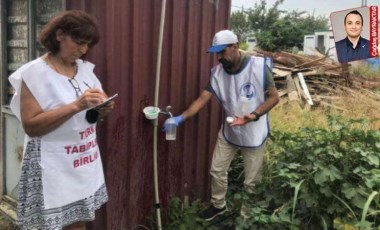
xmin=293 ymin=75 xmax=303 ymax=101
xmin=293 ymin=56 xmax=326 ymax=68
xmin=274 ymin=65 xmax=294 ymax=71
xmin=286 ymin=74 xmax=299 ymax=101
xmin=0 ymin=196 xmax=17 ymax=221
xmin=301 ymin=70 xmax=319 ymax=77
xmin=278 ymin=90 xmax=288 ymax=97
xmin=272 ymin=68 xmax=292 ymax=77
xmin=297 ymin=72 xmax=314 ymax=105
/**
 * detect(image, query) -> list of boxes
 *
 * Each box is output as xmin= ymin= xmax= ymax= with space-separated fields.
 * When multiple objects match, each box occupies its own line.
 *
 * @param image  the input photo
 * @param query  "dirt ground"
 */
xmin=0 ymin=214 xmax=17 ymax=229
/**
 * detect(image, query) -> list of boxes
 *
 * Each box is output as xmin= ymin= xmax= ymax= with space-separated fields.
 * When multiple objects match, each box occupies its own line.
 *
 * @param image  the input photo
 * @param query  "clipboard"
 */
xmin=92 ymin=93 xmax=118 ymax=110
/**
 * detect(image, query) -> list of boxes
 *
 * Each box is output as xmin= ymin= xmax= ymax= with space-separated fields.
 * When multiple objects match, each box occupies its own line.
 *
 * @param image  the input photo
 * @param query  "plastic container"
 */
xmin=235 ymin=96 xmax=256 ymax=117
xmin=165 ymin=118 xmax=176 ymax=140
xmin=143 ymin=106 xmax=160 ymax=120
xmin=226 ymin=116 xmax=235 ymax=123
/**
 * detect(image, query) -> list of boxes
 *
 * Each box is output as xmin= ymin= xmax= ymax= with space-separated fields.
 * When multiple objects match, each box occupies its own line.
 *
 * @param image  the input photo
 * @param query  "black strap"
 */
xmin=250 ymin=111 xmax=260 ymax=121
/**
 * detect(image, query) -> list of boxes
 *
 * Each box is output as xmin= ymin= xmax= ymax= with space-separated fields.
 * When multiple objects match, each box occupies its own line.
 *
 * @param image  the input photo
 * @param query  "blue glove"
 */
xmin=163 ymin=115 xmax=184 ymax=132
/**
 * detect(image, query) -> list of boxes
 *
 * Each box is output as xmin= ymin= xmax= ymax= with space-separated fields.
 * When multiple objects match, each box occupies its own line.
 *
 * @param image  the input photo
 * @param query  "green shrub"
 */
xmin=227 ymin=115 xmax=380 ymax=229
xmin=239 ymin=42 xmax=249 ymax=51
xmin=164 ymin=197 xmax=215 ymax=230
xmin=163 ymin=116 xmax=379 ymax=229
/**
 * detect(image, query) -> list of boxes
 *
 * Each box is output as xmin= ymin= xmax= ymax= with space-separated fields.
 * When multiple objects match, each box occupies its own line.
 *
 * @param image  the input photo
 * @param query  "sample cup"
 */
xmin=165 ymin=118 xmax=176 ymax=141
xmin=226 ymin=116 xmax=235 ymax=123
xmin=143 ymin=106 xmax=160 ymax=120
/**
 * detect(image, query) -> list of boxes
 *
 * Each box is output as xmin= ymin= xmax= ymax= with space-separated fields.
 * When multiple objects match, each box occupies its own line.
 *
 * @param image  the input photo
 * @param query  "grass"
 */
xmin=270 ymin=101 xmax=328 ymax=132
xmin=352 ymin=61 xmax=380 ymax=79
xmin=360 ymin=191 xmax=379 ymax=227
xmin=270 ymin=87 xmax=380 ymax=132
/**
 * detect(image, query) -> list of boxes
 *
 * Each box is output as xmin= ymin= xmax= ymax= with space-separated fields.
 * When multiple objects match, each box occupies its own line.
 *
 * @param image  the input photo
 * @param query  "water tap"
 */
xmin=159 ymin=105 xmax=173 ymax=117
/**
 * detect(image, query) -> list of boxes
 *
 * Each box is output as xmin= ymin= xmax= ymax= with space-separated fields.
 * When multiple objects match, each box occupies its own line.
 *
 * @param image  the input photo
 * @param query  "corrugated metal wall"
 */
xmin=66 ymin=0 xmax=231 ymax=229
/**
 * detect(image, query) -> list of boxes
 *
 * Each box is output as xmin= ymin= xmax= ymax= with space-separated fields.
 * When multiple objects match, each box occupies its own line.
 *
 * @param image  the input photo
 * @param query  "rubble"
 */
xmin=243 ymin=50 xmax=380 ymax=109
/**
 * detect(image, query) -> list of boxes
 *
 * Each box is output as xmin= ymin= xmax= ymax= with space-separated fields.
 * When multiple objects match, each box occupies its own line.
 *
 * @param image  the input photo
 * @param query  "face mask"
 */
xmin=218 ymin=58 xmax=233 ymax=70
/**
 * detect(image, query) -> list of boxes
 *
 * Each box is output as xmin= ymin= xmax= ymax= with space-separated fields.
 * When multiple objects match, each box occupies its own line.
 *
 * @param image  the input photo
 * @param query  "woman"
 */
xmin=9 ymin=10 xmax=113 ymax=230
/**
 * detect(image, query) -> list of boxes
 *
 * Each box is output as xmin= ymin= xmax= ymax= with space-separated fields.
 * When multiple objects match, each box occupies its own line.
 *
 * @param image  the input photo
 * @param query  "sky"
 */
xmin=231 ymin=0 xmax=379 ymax=17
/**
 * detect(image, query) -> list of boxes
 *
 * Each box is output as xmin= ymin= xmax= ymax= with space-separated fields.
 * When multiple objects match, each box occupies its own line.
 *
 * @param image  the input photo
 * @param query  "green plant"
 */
xmin=162 ymin=116 xmax=380 ymax=229
xmin=291 ymin=179 xmax=304 ymax=229
xmin=239 ymin=42 xmax=249 ymax=51
xmin=164 ymin=197 xmax=216 ymax=230
xmin=226 ymin=115 xmax=380 ymax=229
xmin=357 ymin=191 xmax=380 ymax=229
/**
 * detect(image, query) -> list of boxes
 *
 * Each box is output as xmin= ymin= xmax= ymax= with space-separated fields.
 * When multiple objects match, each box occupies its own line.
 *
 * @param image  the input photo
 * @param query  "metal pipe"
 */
xmin=153 ymin=0 xmax=167 ymax=229
xmin=27 ymin=0 xmax=36 ymax=59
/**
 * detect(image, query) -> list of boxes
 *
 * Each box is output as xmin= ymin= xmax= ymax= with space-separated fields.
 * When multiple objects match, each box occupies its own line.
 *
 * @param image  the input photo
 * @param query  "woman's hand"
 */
xmin=95 ymin=93 xmax=115 ymax=118
xmin=75 ymin=88 xmax=105 ymax=110
xmin=96 ymin=100 xmax=115 ymax=118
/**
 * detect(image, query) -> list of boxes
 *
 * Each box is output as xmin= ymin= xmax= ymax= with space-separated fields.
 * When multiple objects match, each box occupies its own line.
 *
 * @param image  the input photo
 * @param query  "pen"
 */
xmin=83 ymin=81 xmax=93 ymax=89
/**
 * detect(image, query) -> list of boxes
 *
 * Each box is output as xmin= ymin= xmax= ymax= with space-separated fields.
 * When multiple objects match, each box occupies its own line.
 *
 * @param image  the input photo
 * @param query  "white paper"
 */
xmin=92 ymin=93 xmax=118 ymax=110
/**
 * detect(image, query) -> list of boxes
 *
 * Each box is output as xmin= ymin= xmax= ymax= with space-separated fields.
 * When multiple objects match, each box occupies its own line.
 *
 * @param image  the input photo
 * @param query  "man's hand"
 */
xmin=163 ymin=115 xmax=184 ymax=132
xmin=230 ymin=113 xmax=258 ymax=126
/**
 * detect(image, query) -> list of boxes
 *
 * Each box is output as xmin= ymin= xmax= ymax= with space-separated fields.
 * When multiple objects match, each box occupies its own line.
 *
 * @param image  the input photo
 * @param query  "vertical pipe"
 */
xmin=154 ymin=0 xmax=166 ymax=107
xmin=153 ymin=0 xmax=167 ymax=229
xmin=0 ymin=0 xmax=6 ymax=197
xmin=0 ymin=0 xmax=6 ymax=105
xmin=27 ymin=0 xmax=36 ymax=60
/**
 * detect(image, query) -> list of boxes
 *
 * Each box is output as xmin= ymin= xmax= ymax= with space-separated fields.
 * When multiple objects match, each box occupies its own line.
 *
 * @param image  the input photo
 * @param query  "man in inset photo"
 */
xmin=334 ymin=10 xmax=370 ymax=63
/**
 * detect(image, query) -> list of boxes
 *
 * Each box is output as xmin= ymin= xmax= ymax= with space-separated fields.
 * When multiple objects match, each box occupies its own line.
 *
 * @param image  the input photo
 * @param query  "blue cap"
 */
xmin=208 ymin=44 xmax=228 ymax=53
xmin=207 ymin=30 xmax=238 ymax=53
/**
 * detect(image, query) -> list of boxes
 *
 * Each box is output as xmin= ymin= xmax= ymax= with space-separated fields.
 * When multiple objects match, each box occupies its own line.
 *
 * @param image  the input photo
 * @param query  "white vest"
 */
xmin=210 ymin=56 xmax=270 ymax=147
xmin=9 ymin=58 xmax=106 ymax=209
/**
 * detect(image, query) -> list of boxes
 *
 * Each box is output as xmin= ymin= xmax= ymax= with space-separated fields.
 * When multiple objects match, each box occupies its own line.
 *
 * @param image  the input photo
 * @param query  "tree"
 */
xmin=231 ymin=0 xmax=329 ymax=52
xmin=231 ymin=10 xmax=250 ymax=43
xmin=231 ymin=0 xmax=284 ymax=36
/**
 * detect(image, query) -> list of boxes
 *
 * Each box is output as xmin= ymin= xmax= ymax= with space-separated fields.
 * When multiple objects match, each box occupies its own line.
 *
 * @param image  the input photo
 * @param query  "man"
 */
xmin=164 ymin=30 xmax=279 ymax=221
xmin=335 ymin=10 xmax=370 ymax=63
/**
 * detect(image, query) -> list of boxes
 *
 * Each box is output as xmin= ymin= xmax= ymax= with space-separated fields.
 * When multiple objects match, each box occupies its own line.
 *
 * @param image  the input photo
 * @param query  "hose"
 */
xmin=152 ymin=0 xmax=167 ymax=229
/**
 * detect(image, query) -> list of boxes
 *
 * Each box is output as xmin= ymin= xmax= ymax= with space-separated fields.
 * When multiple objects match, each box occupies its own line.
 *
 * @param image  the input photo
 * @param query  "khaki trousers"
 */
xmin=210 ymin=130 xmax=265 ymax=209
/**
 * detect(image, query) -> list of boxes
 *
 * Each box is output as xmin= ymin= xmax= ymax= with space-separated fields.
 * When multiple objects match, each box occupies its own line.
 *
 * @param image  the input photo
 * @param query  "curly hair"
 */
xmin=39 ymin=10 xmax=100 ymax=54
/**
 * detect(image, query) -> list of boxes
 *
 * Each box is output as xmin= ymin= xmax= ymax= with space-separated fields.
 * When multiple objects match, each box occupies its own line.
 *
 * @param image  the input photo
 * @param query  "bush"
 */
xmin=227 ymin=115 xmax=380 ymax=229
xmin=163 ymin=116 xmax=380 ymax=229
xmin=163 ymin=197 xmax=214 ymax=230
xmin=239 ymin=42 xmax=249 ymax=51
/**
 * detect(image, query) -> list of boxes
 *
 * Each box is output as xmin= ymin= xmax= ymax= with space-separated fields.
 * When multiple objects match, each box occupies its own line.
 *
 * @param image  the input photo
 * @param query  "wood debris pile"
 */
xmin=244 ymin=50 xmax=380 ymax=110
